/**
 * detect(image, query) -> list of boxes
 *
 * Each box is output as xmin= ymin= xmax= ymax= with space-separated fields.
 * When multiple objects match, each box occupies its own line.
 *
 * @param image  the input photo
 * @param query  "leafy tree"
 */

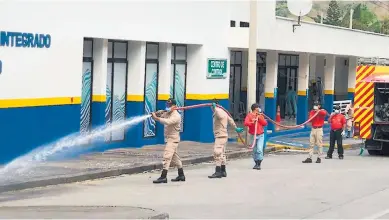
xmin=324 ymin=0 xmax=342 ymax=26
xmin=344 ymin=3 xmax=381 ymax=33
xmin=275 ymin=0 xmax=290 ymax=17
xmin=381 ymin=17 xmax=389 ymax=35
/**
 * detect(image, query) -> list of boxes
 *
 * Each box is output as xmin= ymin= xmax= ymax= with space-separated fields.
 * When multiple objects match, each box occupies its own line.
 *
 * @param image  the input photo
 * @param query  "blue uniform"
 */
xmin=286 ymin=90 xmax=297 ymax=116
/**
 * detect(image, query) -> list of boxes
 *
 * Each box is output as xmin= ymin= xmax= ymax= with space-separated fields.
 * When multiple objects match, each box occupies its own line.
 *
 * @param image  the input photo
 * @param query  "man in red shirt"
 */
xmin=326 ymin=105 xmax=346 ymax=159
xmin=244 ymin=103 xmax=268 ymax=170
xmin=303 ymin=101 xmax=328 ymax=164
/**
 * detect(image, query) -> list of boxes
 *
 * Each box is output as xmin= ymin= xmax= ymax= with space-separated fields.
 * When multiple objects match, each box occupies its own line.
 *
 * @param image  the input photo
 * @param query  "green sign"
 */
xmin=207 ymin=59 xmax=227 ymax=79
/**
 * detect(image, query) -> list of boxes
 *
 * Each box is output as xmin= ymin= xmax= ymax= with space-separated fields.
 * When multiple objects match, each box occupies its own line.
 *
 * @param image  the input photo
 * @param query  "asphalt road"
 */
xmin=1 ymin=149 xmax=389 ymax=219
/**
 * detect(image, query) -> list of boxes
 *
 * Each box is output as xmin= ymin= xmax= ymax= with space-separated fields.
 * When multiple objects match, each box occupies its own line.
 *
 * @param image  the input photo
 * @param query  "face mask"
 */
xmin=313 ymin=106 xmax=318 ymax=110
xmin=165 ymin=107 xmax=171 ymax=112
xmin=258 ymin=108 xmax=262 ymax=113
xmin=335 ymin=110 xmax=340 ymax=114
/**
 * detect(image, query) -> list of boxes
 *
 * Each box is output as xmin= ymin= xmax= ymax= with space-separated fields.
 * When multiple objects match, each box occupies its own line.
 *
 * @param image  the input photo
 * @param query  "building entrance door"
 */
xmin=229 ymin=51 xmax=242 ymax=120
xmin=277 ymin=54 xmax=299 ymax=119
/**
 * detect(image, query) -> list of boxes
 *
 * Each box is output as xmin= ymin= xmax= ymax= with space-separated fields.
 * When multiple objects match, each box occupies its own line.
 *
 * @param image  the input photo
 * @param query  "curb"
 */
xmin=0 ymin=206 xmax=170 ymax=219
xmin=0 ymin=147 xmax=278 ymax=193
xmin=267 ymin=142 xmax=363 ymax=151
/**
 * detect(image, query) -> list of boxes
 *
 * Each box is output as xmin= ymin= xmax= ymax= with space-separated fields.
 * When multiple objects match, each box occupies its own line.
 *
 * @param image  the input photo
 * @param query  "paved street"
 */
xmin=1 ymin=149 xmax=389 ymax=219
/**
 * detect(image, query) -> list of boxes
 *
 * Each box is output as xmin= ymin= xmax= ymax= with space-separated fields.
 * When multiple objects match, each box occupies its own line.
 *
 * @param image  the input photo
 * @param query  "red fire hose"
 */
xmin=171 ymin=103 xmax=322 ymax=148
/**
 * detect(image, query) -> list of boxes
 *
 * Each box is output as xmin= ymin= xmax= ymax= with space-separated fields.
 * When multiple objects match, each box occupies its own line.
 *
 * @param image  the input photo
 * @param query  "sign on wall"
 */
xmin=0 ymin=31 xmax=51 ymax=75
xmin=207 ymin=58 xmax=227 ymax=79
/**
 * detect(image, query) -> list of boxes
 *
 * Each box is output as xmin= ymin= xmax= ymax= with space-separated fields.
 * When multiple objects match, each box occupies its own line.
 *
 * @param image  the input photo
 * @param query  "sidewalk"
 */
xmin=0 ymin=135 xmax=363 ymax=193
xmin=0 ymin=142 xmax=257 ymax=193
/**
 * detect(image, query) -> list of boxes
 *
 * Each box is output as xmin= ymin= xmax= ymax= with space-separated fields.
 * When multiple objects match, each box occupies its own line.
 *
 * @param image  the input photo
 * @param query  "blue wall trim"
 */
xmin=324 ymin=94 xmax=334 ymax=116
xmin=297 ymin=93 xmax=308 ymax=125
xmin=0 ymin=104 xmax=81 ymax=164
xmin=0 ymin=98 xmax=226 ymax=164
xmin=264 ymin=88 xmax=277 ymax=132
xmin=347 ymin=92 xmax=354 ymax=103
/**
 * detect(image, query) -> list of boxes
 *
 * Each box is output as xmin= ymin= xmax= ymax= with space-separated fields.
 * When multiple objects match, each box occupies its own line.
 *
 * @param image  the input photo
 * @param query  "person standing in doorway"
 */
xmin=302 ymin=101 xmax=328 ymax=164
xmin=151 ymin=98 xmax=185 ymax=184
xmin=286 ymin=86 xmax=297 ymax=119
xmin=326 ymin=105 xmax=346 ymax=160
xmin=208 ymin=100 xmax=244 ymax=178
xmin=244 ymin=103 xmax=268 ymax=170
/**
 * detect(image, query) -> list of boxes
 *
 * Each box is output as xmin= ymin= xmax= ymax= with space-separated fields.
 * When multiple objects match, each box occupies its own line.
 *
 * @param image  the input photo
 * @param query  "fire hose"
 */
xmin=155 ymin=103 xmax=322 ymax=149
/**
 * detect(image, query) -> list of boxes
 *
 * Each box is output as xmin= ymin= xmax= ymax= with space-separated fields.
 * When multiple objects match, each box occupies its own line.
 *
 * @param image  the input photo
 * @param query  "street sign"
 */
xmin=207 ymin=59 xmax=227 ymax=79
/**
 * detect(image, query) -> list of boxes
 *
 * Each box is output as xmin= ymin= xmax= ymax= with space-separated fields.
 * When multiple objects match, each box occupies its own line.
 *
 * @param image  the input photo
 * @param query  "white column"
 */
xmin=264 ymin=50 xmax=278 ymax=131
xmin=127 ymin=41 xmax=146 ymax=101
xmin=298 ymin=53 xmax=310 ymax=94
xmin=158 ymin=43 xmax=172 ymax=101
xmin=324 ymin=54 xmax=336 ymax=112
xmin=247 ymin=0 xmax=257 ymax=112
xmin=297 ymin=53 xmax=310 ymax=124
xmin=324 ymin=55 xmax=336 ymax=94
xmin=92 ymin=38 xmax=108 ymax=101
xmin=264 ymin=51 xmax=278 ymax=97
xmin=348 ymin=56 xmax=357 ymax=93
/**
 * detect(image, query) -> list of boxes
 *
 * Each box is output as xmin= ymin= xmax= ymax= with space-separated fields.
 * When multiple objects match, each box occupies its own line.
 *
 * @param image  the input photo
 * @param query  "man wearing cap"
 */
xmin=303 ymin=101 xmax=328 ymax=164
xmin=244 ymin=103 xmax=268 ymax=170
xmin=326 ymin=105 xmax=346 ymax=160
xmin=208 ymin=100 xmax=244 ymax=178
xmin=151 ymin=98 xmax=185 ymax=184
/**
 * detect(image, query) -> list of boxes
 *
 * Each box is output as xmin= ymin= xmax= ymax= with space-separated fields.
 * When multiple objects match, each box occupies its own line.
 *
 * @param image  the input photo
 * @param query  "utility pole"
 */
xmin=247 ymin=0 xmax=257 ymax=113
xmin=320 ymin=12 xmax=324 ymax=24
xmin=349 ymin=8 xmax=354 ymax=29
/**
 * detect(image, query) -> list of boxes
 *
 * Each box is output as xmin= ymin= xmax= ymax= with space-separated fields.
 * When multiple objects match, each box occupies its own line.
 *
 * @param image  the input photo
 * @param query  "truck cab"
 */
xmin=355 ymin=72 xmax=389 ymax=155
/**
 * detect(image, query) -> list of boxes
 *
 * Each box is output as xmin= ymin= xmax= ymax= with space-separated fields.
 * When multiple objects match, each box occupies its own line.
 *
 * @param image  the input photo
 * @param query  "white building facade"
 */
xmin=0 ymin=0 xmax=388 ymax=163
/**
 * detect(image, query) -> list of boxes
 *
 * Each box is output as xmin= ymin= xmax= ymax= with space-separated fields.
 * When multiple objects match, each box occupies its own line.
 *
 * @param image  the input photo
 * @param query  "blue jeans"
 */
xmin=253 ymin=134 xmax=265 ymax=161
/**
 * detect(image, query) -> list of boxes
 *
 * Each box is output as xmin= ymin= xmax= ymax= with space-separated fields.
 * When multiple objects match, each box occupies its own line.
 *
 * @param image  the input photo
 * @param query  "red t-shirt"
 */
xmin=309 ymin=109 xmax=327 ymax=128
xmin=329 ymin=114 xmax=346 ymax=130
xmin=244 ymin=113 xmax=268 ymax=135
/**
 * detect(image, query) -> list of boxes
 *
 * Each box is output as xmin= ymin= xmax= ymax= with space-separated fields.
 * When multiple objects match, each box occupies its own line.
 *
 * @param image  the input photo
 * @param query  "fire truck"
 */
xmin=353 ymin=58 xmax=389 ymax=155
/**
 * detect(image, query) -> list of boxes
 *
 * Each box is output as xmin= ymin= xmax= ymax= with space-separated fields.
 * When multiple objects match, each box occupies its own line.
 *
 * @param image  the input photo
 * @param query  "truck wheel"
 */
xmin=381 ymin=143 xmax=389 ymax=156
xmin=368 ymin=150 xmax=380 ymax=155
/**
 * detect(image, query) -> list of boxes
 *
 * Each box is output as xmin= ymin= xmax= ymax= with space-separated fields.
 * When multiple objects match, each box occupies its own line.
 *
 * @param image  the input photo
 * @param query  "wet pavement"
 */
xmin=0 ymin=141 xmax=249 ymax=187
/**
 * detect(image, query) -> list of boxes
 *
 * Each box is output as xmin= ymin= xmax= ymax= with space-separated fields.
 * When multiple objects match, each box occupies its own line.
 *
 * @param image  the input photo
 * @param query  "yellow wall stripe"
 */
xmin=0 ymin=93 xmax=231 ymax=108
xmin=265 ymin=92 xmax=274 ymax=98
xmin=186 ymin=94 xmax=229 ymax=100
xmin=92 ymin=95 xmax=106 ymax=102
xmin=348 ymin=88 xmax=355 ymax=93
xmin=127 ymin=95 xmax=144 ymax=102
xmin=324 ymin=90 xmax=334 ymax=95
xmin=158 ymin=94 xmax=170 ymax=101
xmin=297 ymin=90 xmax=306 ymax=96
xmin=0 ymin=97 xmax=81 ymax=109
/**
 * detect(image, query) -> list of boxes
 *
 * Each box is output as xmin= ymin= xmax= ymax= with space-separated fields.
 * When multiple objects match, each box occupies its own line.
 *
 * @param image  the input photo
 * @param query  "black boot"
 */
xmin=221 ymin=165 xmax=227 ymax=177
xmin=253 ymin=160 xmax=261 ymax=170
xmin=339 ymin=155 xmax=344 ymax=160
xmin=302 ymin=158 xmax=312 ymax=163
xmin=171 ymin=168 xmax=186 ymax=182
xmin=316 ymin=158 xmax=321 ymax=163
xmin=325 ymin=155 xmax=332 ymax=159
xmin=257 ymin=160 xmax=262 ymax=170
xmin=153 ymin=169 xmax=168 ymax=184
xmin=208 ymin=166 xmax=222 ymax=178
